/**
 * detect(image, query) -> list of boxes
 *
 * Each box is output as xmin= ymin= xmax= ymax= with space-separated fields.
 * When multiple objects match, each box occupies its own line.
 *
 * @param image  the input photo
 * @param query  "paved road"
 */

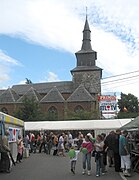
xmin=0 ymin=152 xmax=138 ymax=180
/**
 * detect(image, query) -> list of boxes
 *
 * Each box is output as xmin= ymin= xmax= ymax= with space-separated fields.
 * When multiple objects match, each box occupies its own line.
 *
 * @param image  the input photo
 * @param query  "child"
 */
xmin=68 ymin=146 xmax=80 ymax=174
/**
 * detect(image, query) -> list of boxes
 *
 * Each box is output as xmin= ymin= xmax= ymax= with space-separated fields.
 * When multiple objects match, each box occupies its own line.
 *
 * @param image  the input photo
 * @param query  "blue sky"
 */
xmin=0 ymin=35 xmax=74 ymax=84
xmin=0 ymin=0 xmax=139 ymax=98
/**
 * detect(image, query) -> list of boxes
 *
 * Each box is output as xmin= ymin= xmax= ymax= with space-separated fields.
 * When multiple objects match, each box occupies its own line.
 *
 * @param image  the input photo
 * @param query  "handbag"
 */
xmin=92 ymin=150 xmax=96 ymax=157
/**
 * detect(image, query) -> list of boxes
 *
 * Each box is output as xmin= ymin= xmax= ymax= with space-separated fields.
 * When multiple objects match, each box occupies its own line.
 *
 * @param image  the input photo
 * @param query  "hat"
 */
xmin=87 ymin=133 xmax=93 ymax=139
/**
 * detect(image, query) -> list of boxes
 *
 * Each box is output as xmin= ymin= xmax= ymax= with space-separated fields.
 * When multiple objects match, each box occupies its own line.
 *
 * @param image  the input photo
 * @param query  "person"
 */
xmin=52 ymin=133 xmax=58 ymax=156
xmin=24 ymin=134 xmax=29 ymax=148
xmin=77 ymin=131 xmax=84 ymax=150
xmin=57 ymin=133 xmax=66 ymax=157
xmin=101 ymin=133 xmax=107 ymax=172
xmin=105 ymin=131 xmax=115 ymax=167
xmin=29 ymin=132 xmax=35 ymax=153
xmin=94 ymin=134 xmax=105 ymax=177
xmin=81 ymin=135 xmax=93 ymax=176
xmin=0 ymin=130 xmax=11 ymax=173
xmin=36 ymin=133 xmax=41 ymax=149
xmin=39 ymin=133 xmax=46 ymax=153
xmin=46 ymin=133 xmax=53 ymax=155
xmin=119 ymin=130 xmax=131 ymax=177
xmin=67 ymin=131 xmax=73 ymax=149
xmin=17 ymin=135 xmax=24 ymax=163
xmin=68 ymin=146 xmax=80 ymax=174
xmin=112 ymin=129 xmax=121 ymax=172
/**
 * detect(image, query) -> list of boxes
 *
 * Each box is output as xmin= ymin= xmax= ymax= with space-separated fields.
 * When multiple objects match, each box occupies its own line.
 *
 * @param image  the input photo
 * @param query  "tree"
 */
xmin=14 ymin=97 xmax=45 ymax=121
xmin=117 ymin=92 xmax=139 ymax=118
xmin=66 ymin=109 xmax=96 ymax=120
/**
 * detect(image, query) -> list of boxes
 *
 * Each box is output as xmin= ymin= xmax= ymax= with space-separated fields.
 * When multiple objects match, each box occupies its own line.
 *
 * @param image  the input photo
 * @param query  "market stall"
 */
xmin=121 ymin=116 xmax=139 ymax=172
xmin=0 ymin=112 xmax=24 ymax=161
xmin=25 ymin=118 xmax=131 ymax=136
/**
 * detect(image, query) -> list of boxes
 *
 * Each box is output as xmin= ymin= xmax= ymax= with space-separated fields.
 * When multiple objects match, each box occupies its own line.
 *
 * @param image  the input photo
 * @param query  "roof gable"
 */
xmin=67 ymin=84 xmax=94 ymax=102
xmin=41 ymin=86 xmax=65 ymax=103
xmin=12 ymin=81 xmax=73 ymax=95
xmin=17 ymin=87 xmax=42 ymax=102
xmin=0 ymin=88 xmax=20 ymax=103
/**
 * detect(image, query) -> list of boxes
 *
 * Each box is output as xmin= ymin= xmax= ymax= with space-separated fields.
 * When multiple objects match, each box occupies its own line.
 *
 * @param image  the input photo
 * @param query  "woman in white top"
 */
xmin=57 ymin=133 xmax=66 ymax=157
xmin=94 ymin=134 xmax=105 ymax=177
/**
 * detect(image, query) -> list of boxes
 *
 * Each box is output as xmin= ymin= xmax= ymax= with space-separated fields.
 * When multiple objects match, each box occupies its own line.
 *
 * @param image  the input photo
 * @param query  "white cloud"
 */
xmin=0 ymin=0 xmax=139 ymax=97
xmin=0 ymin=49 xmax=21 ymax=83
xmin=0 ymin=50 xmax=20 ymax=65
xmin=0 ymin=70 xmax=9 ymax=82
xmin=46 ymin=72 xmax=60 ymax=82
xmin=18 ymin=80 xmax=26 ymax=85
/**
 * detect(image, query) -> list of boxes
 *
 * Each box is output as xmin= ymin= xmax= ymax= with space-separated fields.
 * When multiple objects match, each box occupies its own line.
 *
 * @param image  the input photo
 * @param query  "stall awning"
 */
xmin=24 ymin=119 xmax=131 ymax=131
xmin=0 ymin=112 xmax=24 ymax=127
xmin=121 ymin=116 xmax=139 ymax=129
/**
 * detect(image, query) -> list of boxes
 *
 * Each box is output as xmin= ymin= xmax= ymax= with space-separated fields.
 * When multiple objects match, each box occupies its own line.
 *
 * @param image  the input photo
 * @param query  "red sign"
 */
xmin=98 ymin=95 xmax=116 ymax=101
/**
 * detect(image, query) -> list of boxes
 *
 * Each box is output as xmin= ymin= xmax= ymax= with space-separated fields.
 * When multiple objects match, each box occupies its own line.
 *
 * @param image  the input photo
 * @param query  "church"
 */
xmin=0 ymin=17 xmax=102 ymax=121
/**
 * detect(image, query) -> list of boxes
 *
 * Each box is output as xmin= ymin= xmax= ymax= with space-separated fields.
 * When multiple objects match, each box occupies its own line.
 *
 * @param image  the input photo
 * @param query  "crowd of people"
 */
xmin=24 ymin=131 xmax=75 ymax=156
xmin=23 ymin=129 xmax=132 ymax=177
xmin=0 ymin=129 xmax=132 ymax=177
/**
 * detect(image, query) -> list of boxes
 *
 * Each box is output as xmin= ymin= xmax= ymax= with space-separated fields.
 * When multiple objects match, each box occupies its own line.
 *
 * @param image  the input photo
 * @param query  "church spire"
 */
xmin=73 ymin=16 xmax=97 ymax=68
xmin=81 ymin=16 xmax=92 ymax=51
xmin=71 ymin=13 xmax=102 ymax=93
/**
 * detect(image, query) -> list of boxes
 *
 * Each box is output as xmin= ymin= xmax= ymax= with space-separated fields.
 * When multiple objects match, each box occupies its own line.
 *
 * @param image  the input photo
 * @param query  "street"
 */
xmin=0 ymin=152 xmax=138 ymax=180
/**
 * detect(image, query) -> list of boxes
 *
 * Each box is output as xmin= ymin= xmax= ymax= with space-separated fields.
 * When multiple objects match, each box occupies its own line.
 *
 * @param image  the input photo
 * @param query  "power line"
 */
xmin=102 ymin=70 xmax=139 ymax=80
xmin=102 ymin=79 xmax=139 ymax=90
xmin=101 ymin=74 xmax=139 ymax=84
xmin=101 ymin=76 xmax=139 ymax=86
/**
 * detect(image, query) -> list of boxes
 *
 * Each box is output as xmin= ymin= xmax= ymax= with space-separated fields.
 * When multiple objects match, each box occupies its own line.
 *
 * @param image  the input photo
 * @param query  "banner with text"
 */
xmin=98 ymin=95 xmax=117 ymax=115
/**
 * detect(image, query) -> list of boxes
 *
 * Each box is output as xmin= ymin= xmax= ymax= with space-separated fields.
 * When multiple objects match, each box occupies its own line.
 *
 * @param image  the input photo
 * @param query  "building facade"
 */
xmin=0 ymin=18 xmax=102 ymax=120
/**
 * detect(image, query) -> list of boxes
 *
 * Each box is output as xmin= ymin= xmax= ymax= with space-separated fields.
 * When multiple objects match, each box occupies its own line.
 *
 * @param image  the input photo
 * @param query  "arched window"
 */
xmin=1 ymin=107 xmax=8 ymax=114
xmin=48 ymin=106 xmax=58 ymax=120
xmin=74 ymin=105 xmax=84 ymax=113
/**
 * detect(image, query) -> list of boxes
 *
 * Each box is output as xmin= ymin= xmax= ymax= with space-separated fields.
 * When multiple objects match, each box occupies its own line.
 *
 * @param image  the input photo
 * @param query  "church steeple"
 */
xmin=73 ymin=17 xmax=97 ymax=68
xmin=81 ymin=17 xmax=92 ymax=51
xmin=71 ymin=16 xmax=102 ymax=94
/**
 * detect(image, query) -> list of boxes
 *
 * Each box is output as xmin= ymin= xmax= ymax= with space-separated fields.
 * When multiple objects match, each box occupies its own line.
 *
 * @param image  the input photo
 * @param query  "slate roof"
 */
xmin=17 ymin=87 xmax=42 ymax=102
xmin=41 ymin=86 xmax=65 ymax=103
xmin=0 ymin=90 xmax=5 ymax=96
xmin=71 ymin=66 xmax=102 ymax=72
xmin=12 ymin=81 xmax=73 ymax=95
xmin=0 ymin=88 xmax=20 ymax=103
xmin=67 ymin=84 xmax=94 ymax=102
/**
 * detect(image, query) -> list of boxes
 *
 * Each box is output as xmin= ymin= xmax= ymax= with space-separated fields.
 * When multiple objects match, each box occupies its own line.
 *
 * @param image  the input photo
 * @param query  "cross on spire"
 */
xmin=86 ymin=6 xmax=88 ymax=20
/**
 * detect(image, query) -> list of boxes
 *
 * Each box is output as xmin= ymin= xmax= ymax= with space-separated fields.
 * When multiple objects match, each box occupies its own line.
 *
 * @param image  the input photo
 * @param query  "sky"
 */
xmin=0 ymin=0 xmax=139 ymax=98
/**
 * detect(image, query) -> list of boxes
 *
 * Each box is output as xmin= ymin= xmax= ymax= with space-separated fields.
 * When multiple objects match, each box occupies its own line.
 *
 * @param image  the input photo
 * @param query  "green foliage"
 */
xmin=66 ymin=109 xmax=95 ymax=120
xmin=117 ymin=112 xmax=139 ymax=119
xmin=117 ymin=92 xmax=139 ymax=118
xmin=46 ymin=113 xmax=58 ymax=121
xmin=14 ymin=97 xmax=45 ymax=121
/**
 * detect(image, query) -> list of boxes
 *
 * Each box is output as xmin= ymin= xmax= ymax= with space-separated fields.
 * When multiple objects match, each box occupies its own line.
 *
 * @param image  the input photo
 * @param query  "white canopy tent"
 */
xmin=25 ymin=119 xmax=131 ymax=131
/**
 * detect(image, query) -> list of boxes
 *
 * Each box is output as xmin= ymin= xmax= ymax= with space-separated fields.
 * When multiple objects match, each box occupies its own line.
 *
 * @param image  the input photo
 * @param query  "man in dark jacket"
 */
xmin=113 ymin=129 xmax=121 ymax=172
xmin=105 ymin=131 xmax=115 ymax=167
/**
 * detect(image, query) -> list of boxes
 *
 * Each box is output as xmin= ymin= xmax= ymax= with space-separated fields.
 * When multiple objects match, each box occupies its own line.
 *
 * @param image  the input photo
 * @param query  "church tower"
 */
xmin=71 ymin=16 xmax=102 ymax=95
